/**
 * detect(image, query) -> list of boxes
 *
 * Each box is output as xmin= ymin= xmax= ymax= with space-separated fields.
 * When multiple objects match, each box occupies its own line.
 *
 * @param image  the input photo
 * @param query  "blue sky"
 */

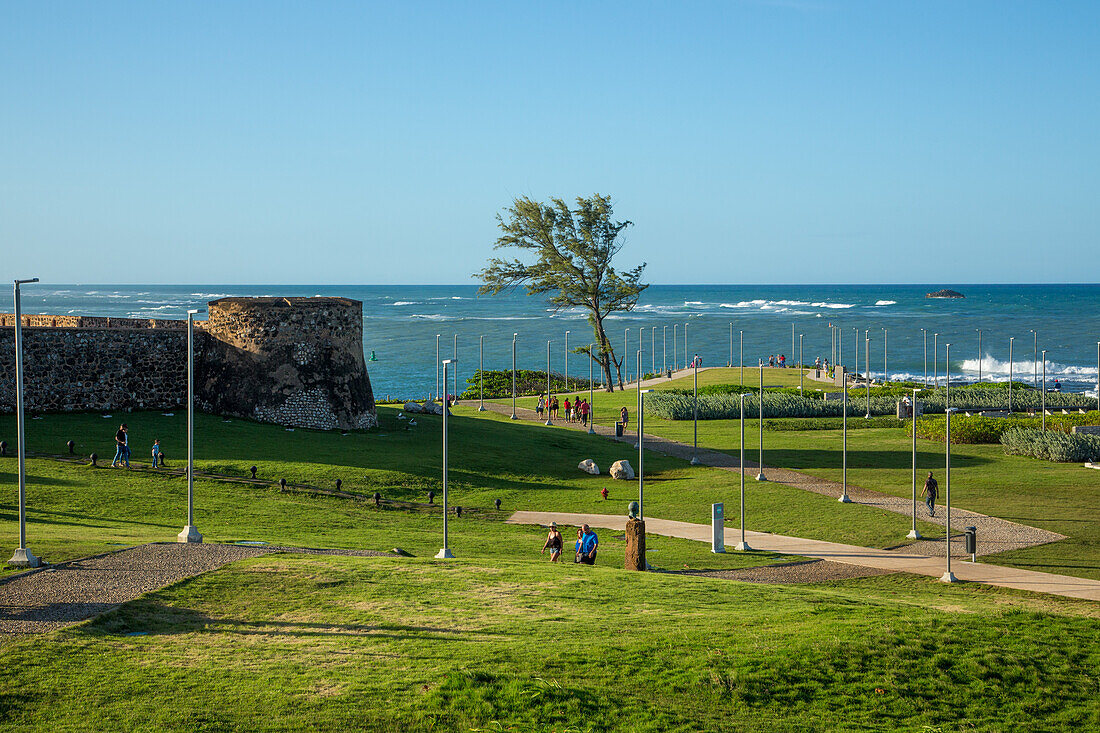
xmin=2 ymin=1 xmax=1097 ymax=284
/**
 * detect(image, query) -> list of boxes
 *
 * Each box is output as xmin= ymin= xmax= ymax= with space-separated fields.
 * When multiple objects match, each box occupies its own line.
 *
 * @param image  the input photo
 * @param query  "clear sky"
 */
xmin=2 ymin=1 xmax=1097 ymax=284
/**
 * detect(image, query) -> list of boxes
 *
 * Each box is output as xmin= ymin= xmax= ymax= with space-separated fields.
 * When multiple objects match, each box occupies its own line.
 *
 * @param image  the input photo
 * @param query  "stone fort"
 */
xmin=0 ymin=297 xmax=377 ymax=430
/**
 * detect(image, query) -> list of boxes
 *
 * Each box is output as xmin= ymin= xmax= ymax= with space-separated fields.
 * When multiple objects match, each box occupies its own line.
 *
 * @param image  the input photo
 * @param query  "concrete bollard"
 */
xmin=625 ymin=517 xmax=646 ymax=571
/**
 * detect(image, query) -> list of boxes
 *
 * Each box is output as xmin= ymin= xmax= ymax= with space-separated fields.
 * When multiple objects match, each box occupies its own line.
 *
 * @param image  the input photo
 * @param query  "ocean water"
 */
xmin=12 ymin=284 xmax=1100 ymax=401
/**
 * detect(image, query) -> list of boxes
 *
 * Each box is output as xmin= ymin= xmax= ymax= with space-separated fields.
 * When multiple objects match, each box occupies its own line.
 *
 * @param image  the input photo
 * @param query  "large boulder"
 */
xmin=420 ymin=401 xmax=443 ymax=416
xmin=578 ymin=459 xmax=600 ymax=475
xmin=403 ymin=401 xmax=423 ymax=414
xmin=609 ymin=459 xmax=635 ymax=480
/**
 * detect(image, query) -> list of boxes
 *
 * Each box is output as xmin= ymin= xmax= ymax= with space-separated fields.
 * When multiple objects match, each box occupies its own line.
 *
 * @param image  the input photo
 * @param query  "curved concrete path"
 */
xmin=507 ymin=511 xmax=1100 ymax=602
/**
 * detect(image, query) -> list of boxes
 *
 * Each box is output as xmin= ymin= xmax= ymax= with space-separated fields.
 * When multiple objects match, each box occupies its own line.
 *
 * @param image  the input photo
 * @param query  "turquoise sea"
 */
xmin=14 ymin=284 xmax=1100 ymax=400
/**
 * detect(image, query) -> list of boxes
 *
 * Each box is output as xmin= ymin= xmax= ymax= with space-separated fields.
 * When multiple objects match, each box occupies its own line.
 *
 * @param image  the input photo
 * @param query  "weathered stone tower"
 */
xmin=196 ymin=297 xmax=377 ymax=430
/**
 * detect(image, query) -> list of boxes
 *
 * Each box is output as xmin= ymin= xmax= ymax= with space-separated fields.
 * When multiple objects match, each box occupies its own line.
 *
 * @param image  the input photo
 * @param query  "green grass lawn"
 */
xmin=495 ymin=367 xmax=1100 ymax=580
xmin=1 ymin=554 xmax=1097 ymax=731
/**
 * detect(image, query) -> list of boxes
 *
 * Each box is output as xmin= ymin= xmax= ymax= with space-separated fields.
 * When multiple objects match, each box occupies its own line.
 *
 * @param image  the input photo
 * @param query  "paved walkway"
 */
xmin=507 ymin=511 xmax=1100 ymax=602
xmin=475 ymin=396 xmax=1065 ymax=558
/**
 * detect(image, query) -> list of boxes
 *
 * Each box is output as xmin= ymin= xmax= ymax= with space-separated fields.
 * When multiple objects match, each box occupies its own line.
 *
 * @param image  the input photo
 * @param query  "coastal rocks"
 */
xmin=926 ymin=289 xmax=965 ymax=299
xmin=403 ymin=401 xmax=423 ymax=414
xmin=609 ymin=459 xmax=635 ymax=480
xmin=419 ymin=401 xmax=444 ymax=416
xmin=578 ymin=459 xmax=600 ymax=475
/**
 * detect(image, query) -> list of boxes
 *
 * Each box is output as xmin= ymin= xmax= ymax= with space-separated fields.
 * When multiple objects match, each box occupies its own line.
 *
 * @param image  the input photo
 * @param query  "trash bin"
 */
xmin=964 ymin=526 xmax=977 ymax=561
xmin=615 ymin=421 xmax=624 ymax=437
xmin=666 ymin=369 xmax=672 ymax=379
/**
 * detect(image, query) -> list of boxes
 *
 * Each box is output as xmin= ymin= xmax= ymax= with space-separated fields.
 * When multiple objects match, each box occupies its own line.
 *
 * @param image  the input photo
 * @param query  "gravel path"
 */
xmin=0 ymin=543 xmax=397 ymax=640
xmin=677 ymin=559 xmax=894 ymax=584
xmin=476 ymin=399 xmax=1065 ymax=557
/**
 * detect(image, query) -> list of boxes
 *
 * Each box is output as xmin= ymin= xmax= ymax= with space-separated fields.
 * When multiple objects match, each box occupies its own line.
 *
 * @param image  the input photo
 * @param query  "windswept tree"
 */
xmin=476 ymin=194 xmax=647 ymax=391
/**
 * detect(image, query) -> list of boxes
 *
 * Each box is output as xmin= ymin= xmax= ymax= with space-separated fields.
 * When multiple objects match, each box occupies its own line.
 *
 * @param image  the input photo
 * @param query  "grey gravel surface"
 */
xmin=0 ymin=543 xmax=397 ymax=640
xmin=678 ymin=559 xmax=894 ymax=584
xmin=477 ymin=399 xmax=1066 ymax=558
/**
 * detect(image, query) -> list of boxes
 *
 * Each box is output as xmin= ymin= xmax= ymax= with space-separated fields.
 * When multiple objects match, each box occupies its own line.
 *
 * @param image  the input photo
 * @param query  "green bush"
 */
xmin=762 ymin=416 xmax=898 ymax=431
xmin=458 ymin=370 xmax=594 ymax=400
xmin=1000 ymin=427 xmax=1100 ymax=462
xmin=908 ymin=411 xmax=1100 ymax=444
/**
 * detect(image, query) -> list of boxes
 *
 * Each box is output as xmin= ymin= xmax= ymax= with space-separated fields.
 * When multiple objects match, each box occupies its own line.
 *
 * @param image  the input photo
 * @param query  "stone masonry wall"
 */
xmin=0 ymin=297 xmax=377 ymax=430
xmin=0 ymin=326 xmax=189 ymax=413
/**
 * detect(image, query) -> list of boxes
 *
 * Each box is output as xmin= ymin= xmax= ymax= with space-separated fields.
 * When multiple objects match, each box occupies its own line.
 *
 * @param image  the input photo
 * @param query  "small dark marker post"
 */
xmin=494 ymin=498 xmax=501 ymax=510
xmin=335 ymin=479 xmax=342 ymax=490
xmin=67 ymin=440 xmax=75 ymax=455
xmin=0 ymin=441 xmax=7 ymax=457
xmin=373 ymin=491 xmax=382 ymax=507
xmin=250 ymin=466 xmax=257 ymax=479
xmin=90 ymin=452 xmax=98 ymax=467
xmin=279 ymin=478 xmax=287 ymax=490
xmin=454 ymin=506 xmax=462 ymax=518
xmin=428 ymin=491 xmax=435 ymax=504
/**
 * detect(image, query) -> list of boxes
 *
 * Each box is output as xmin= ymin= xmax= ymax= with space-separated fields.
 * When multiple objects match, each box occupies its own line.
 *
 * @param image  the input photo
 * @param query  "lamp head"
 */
xmin=15 ymin=278 xmax=39 ymax=285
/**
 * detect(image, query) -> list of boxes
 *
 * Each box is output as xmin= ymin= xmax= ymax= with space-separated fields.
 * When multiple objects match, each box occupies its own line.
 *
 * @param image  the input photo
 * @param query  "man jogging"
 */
xmin=922 ymin=471 xmax=939 ymax=517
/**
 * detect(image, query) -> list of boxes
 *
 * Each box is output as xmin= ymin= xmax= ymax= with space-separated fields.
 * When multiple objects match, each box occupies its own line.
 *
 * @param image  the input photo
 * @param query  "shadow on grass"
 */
xmin=757 ymin=448 xmax=994 ymax=471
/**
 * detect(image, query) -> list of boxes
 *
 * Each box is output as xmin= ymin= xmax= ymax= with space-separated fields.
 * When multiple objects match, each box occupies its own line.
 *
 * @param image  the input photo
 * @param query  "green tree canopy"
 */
xmin=476 ymin=194 xmax=647 ymax=391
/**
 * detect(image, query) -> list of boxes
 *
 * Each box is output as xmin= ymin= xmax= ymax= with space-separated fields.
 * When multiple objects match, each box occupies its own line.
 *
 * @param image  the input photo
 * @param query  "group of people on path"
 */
xmin=535 ymin=394 xmax=591 ymax=426
xmin=541 ymin=522 xmax=599 ymax=565
xmin=110 ymin=423 xmax=162 ymax=469
xmin=768 ymin=354 xmax=788 ymax=368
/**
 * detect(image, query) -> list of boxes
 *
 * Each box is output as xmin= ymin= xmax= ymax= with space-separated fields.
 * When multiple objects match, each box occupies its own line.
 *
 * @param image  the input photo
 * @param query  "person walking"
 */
xmin=620 ymin=405 xmax=629 ymax=434
xmin=151 ymin=438 xmax=162 ymax=469
xmin=541 ymin=522 xmax=563 ymax=562
xmin=922 ymin=471 xmax=939 ymax=517
xmin=579 ymin=399 xmax=589 ymax=427
xmin=563 ymin=398 xmax=571 ymax=423
xmin=111 ymin=423 xmax=130 ymax=469
xmin=536 ymin=394 xmax=544 ymax=419
xmin=575 ymin=524 xmax=599 ymax=565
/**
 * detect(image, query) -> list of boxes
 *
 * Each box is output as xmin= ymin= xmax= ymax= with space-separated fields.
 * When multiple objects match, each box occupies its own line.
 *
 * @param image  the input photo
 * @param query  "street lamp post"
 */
xmin=588 ymin=343 xmax=596 ymax=435
xmin=933 ymin=333 xmax=939 ymax=387
xmin=756 ymin=361 xmax=766 ymax=481
xmin=921 ymin=328 xmax=928 ymax=384
xmin=942 ymin=345 xmax=956 ymax=583
xmin=510 ymin=333 xmax=518 ymax=420
xmin=838 ymin=327 xmax=843 ymax=371
xmin=545 ymin=341 xmax=553 ymax=426
xmin=839 ymin=375 xmax=850 ymax=503
xmin=791 ymin=323 xmax=795 ymax=364
xmin=635 ymin=351 xmax=643 ymax=449
xmin=9 ymin=277 xmax=42 ymax=567
xmin=625 ymin=327 xmax=630 ymax=384
xmin=865 ymin=333 xmax=872 ymax=419
xmin=852 ymin=327 xmax=857 ymax=379
xmin=907 ymin=387 xmax=922 ymax=539
xmin=1008 ymin=337 xmax=1014 ymax=413
xmin=673 ymin=324 xmax=677 ymax=373
xmin=684 ymin=322 xmax=689 ymax=374
xmin=1030 ymin=330 xmax=1037 ymax=388
xmin=882 ymin=328 xmax=888 ymax=385
xmin=178 ymin=308 xmax=203 ymax=544
xmin=1097 ymin=342 xmax=1100 ymax=413
xmin=478 ymin=335 xmax=485 ymax=411
xmin=799 ymin=334 xmax=804 ymax=392
xmin=729 ymin=323 xmax=733 ymax=367
xmin=639 ymin=388 xmax=652 ymax=520
xmin=435 ymin=334 xmax=440 ymax=401
xmin=436 ymin=359 xmax=457 ymax=559
xmin=739 ymin=330 xmax=744 ymax=385
xmin=651 ymin=327 xmax=655 ymax=376
xmin=453 ymin=334 xmax=458 ymax=399
xmin=662 ymin=326 xmax=667 ymax=374
xmin=737 ymin=394 xmax=752 ymax=551
xmin=1042 ymin=350 xmax=1047 ymax=431
xmin=690 ymin=355 xmax=700 ymax=465
xmin=565 ymin=330 xmax=570 ymax=388
xmin=976 ymin=329 xmax=983 ymax=383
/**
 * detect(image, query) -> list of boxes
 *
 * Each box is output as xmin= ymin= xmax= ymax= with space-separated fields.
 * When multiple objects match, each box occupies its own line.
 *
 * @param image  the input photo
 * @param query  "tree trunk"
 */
xmin=590 ymin=315 xmax=619 ymax=392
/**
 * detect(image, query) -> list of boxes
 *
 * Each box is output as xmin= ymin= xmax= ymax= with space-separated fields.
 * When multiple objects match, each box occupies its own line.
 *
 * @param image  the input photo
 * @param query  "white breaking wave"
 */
xmin=874 ymin=300 xmax=897 ymax=306
xmin=958 ymin=355 xmax=1098 ymax=379
xmin=390 ymin=301 xmax=418 ymax=306
xmin=811 ymin=302 xmax=856 ymax=309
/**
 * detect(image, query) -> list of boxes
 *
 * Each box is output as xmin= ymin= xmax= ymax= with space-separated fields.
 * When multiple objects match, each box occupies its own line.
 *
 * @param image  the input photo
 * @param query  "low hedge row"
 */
xmin=1000 ymin=427 xmax=1100 ymax=462
xmin=907 ymin=411 xmax=1100 ymax=445
xmin=458 ymin=370 xmax=594 ymax=399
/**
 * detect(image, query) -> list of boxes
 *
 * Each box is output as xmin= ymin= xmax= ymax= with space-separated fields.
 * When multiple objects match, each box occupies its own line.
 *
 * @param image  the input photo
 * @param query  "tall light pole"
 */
xmin=907 ymin=387 xmax=922 ymax=539
xmin=635 ymin=350 xmax=643 ymax=449
xmin=729 ymin=323 xmax=733 ymax=367
xmin=9 ymin=277 xmax=42 ymax=567
xmin=942 ymin=345 xmax=956 ymax=583
xmin=624 ymin=327 xmax=630 ymax=384
xmin=933 ymin=333 xmax=939 ymax=388
xmin=478 ymin=335 xmax=485 ymax=411
xmin=435 ymin=334 xmax=441 ymax=401
xmin=739 ymin=330 xmax=744 ymax=385
xmin=838 ymin=327 xmax=843 ymax=371
xmin=737 ymin=393 xmax=752 ymax=551
xmin=565 ymin=330 xmax=570 ymax=388
xmin=690 ymin=354 xmax=700 ymax=465
xmin=864 ymin=332 xmax=872 ymax=419
xmin=839 ymin=375 xmax=850 ymax=503
xmin=638 ymin=388 xmax=652 ymax=520
xmin=799 ymin=334 xmax=804 ymax=392
xmin=1030 ymin=329 xmax=1037 ymax=388
xmin=435 ymin=359 xmax=457 ymax=559
xmin=510 ymin=333 xmax=518 ymax=420
xmin=651 ymin=326 xmax=655 ymax=376
xmin=453 ymin=334 xmax=458 ymax=399
xmin=673 ymin=324 xmax=677 ymax=373
xmin=921 ymin=328 xmax=928 ymax=384
xmin=976 ymin=329 xmax=983 ymax=383
xmin=830 ymin=323 xmax=835 ymax=367
xmin=882 ymin=328 xmax=888 ymax=385
xmin=545 ymin=341 xmax=553 ymax=426
xmin=1008 ymin=337 xmax=1014 ymax=413
xmin=684 ymin=322 xmax=689 ymax=372
xmin=177 ymin=308 xmax=203 ymax=544
xmin=756 ymin=360 xmax=766 ymax=481
xmin=791 ymin=323 xmax=795 ymax=364
xmin=1041 ymin=350 xmax=1047 ymax=431
xmin=853 ymin=327 xmax=858 ymax=379
xmin=588 ymin=342 xmax=596 ymax=435
xmin=1096 ymin=342 xmax=1099 ymax=413
xmin=662 ymin=326 xmax=667 ymax=374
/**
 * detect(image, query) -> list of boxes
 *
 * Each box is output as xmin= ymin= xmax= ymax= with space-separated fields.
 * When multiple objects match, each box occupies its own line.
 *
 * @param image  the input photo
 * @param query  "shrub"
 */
xmin=1000 ymin=427 xmax=1100 ymax=462
xmin=908 ymin=411 xmax=1100 ymax=444
xmin=762 ymin=416 xmax=898 ymax=431
xmin=458 ymin=370 xmax=594 ymax=400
